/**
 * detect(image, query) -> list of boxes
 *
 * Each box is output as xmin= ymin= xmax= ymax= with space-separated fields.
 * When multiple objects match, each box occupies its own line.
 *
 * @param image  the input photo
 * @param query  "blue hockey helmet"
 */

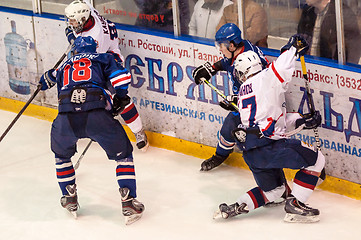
xmin=215 ymin=23 xmax=243 ymax=50
xmin=71 ymin=36 xmax=97 ymax=54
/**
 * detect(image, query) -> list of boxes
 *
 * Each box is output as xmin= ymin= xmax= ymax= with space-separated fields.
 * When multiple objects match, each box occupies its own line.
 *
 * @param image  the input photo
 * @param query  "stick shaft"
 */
xmin=300 ymin=56 xmax=321 ymax=150
xmin=74 ymin=140 xmax=93 ymax=170
xmin=0 ymin=44 xmax=72 ymax=142
xmin=0 ymin=85 xmax=42 ymax=142
xmin=203 ymin=78 xmax=239 ymax=111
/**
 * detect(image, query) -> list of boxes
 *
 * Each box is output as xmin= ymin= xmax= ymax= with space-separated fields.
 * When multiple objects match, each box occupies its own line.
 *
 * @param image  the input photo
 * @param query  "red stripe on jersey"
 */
xmin=121 ymin=103 xmax=134 ymax=114
xmin=231 ymin=46 xmax=245 ymax=65
xmin=301 ymin=169 xmax=321 ymax=177
xmin=262 ymin=117 xmax=273 ymax=131
xmin=271 ymin=63 xmax=284 ymax=83
xmin=112 ymin=75 xmax=131 ymax=86
xmin=248 ymin=191 xmax=259 ymax=208
xmin=294 ymin=178 xmax=316 ymax=190
xmin=116 ymin=168 xmax=135 ymax=173
xmin=57 ymin=169 xmax=74 ymax=176
xmin=125 ymin=113 xmax=139 ymax=124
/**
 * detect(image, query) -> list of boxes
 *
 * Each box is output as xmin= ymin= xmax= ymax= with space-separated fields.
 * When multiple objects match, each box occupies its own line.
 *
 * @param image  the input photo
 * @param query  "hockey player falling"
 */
xmin=213 ymin=34 xmax=325 ymax=223
xmin=39 ymin=36 xmax=144 ymax=225
xmin=65 ymin=0 xmax=149 ymax=151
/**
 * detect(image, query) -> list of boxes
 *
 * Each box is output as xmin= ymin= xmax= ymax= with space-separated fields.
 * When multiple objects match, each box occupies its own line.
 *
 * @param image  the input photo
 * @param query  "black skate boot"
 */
xmin=200 ymin=154 xmax=227 ymax=171
xmin=284 ymin=195 xmax=320 ymax=223
xmin=213 ymin=202 xmax=249 ymax=219
xmin=135 ymin=128 xmax=149 ymax=152
xmin=60 ymin=184 xmax=78 ymax=218
xmin=119 ymin=187 xmax=145 ymax=225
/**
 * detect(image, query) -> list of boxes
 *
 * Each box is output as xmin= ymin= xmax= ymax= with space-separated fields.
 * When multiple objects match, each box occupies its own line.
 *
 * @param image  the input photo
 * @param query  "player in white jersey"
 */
xmin=214 ymin=35 xmax=325 ymax=223
xmin=65 ymin=0 xmax=148 ymax=151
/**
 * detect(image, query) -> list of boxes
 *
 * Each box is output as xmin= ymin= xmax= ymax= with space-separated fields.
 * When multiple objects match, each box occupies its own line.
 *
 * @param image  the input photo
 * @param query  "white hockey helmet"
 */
xmin=233 ymin=51 xmax=262 ymax=84
xmin=65 ymin=0 xmax=90 ymax=33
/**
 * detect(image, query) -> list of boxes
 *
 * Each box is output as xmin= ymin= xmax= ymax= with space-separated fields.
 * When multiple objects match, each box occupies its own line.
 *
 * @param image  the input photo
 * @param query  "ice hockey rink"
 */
xmin=0 ymin=109 xmax=360 ymax=240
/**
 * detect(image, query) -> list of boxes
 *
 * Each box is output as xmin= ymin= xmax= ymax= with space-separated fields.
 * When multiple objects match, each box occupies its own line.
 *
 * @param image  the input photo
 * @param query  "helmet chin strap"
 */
xmin=227 ymin=44 xmax=236 ymax=59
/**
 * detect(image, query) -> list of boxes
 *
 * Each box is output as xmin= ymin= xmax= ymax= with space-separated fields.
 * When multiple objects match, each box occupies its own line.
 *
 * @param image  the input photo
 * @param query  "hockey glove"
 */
xmin=65 ymin=26 xmax=76 ymax=44
xmin=192 ymin=62 xmax=216 ymax=85
xmin=219 ymin=95 xmax=238 ymax=111
xmin=112 ymin=94 xmax=131 ymax=116
xmin=39 ymin=69 xmax=56 ymax=90
xmin=281 ymin=34 xmax=309 ymax=57
xmin=295 ymin=111 xmax=321 ymax=130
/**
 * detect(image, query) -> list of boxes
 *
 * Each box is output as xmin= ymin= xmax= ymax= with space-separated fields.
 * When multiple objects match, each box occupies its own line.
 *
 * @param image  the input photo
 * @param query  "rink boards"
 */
xmin=0 ymin=7 xmax=360 ymax=199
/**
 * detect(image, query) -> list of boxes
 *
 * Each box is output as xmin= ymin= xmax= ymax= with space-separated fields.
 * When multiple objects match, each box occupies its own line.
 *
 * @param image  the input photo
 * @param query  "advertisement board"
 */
xmin=0 ymin=11 xmax=360 ymax=185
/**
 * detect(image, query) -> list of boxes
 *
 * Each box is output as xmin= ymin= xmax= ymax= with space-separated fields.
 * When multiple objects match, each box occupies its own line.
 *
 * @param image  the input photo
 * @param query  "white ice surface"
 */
xmin=0 ymin=109 xmax=360 ymax=240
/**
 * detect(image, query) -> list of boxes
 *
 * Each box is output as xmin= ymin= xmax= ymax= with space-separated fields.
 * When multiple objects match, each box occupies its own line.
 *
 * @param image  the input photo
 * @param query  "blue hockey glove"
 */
xmin=192 ymin=62 xmax=217 ymax=85
xmin=112 ymin=95 xmax=131 ymax=116
xmin=65 ymin=26 xmax=76 ymax=44
xmin=281 ymin=34 xmax=309 ymax=57
xmin=296 ymin=111 xmax=321 ymax=130
xmin=39 ymin=69 xmax=56 ymax=90
xmin=219 ymin=95 xmax=238 ymax=112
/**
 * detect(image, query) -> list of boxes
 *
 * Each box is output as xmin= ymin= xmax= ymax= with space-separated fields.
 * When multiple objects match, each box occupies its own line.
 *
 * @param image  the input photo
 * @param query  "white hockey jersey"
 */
xmin=75 ymin=0 xmax=124 ymax=62
xmin=237 ymin=47 xmax=298 ymax=140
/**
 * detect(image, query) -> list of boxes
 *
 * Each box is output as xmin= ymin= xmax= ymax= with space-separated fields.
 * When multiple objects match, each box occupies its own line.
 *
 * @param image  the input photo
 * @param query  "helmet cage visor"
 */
xmin=65 ymin=1 xmax=90 ymax=33
xmin=215 ymin=41 xmax=231 ymax=52
xmin=233 ymin=67 xmax=247 ymax=85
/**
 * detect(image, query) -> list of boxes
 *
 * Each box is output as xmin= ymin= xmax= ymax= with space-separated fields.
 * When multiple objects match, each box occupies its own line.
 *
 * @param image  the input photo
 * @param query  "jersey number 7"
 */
xmin=241 ymin=95 xmax=256 ymax=127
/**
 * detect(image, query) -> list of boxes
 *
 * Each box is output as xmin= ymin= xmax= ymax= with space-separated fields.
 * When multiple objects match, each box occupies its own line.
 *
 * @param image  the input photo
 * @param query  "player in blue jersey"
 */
xmin=193 ymin=23 xmax=269 ymax=171
xmin=39 ymin=36 xmax=144 ymax=225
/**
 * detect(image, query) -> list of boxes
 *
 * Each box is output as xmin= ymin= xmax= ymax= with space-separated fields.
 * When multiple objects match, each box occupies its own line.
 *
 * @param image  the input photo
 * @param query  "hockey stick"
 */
xmin=300 ymin=56 xmax=321 ymax=150
xmin=0 ymin=44 xmax=73 ymax=143
xmin=202 ymin=78 xmax=239 ymax=111
xmin=0 ymin=84 xmax=42 ymax=142
xmin=300 ymin=55 xmax=326 ymax=181
xmin=74 ymin=139 xmax=93 ymax=170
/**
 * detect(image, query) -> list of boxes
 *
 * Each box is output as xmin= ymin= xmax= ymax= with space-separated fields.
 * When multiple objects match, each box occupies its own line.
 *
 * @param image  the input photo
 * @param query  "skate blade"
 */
xmin=140 ymin=142 xmax=149 ymax=152
xmin=125 ymin=213 xmax=142 ymax=225
xmin=284 ymin=213 xmax=319 ymax=223
xmin=65 ymin=210 xmax=78 ymax=219
xmin=213 ymin=210 xmax=227 ymax=220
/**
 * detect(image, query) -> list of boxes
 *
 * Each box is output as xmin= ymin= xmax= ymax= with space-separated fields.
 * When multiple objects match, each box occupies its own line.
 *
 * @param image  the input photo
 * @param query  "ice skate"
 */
xmin=135 ymin=128 xmax=149 ymax=152
xmin=200 ymin=154 xmax=227 ymax=171
xmin=213 ymin=202 xmax=249 ymax=219
xmin=119 ymin=187 xmax=145 ymax=225
xmin=60 ymin=184 xmax=79 ymax=219
xmin=284 ymin=195 xmax=320 ymax=223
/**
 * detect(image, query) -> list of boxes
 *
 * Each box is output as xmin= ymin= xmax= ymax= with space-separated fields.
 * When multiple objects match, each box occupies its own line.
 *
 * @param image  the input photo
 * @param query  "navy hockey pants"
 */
xmin=51 ymin=109 xmax=136 ymax=196
xmin=242 ymin=138 xmax=318 ymax=192
xmin=51 ymin=109 xmax=133 ymax=160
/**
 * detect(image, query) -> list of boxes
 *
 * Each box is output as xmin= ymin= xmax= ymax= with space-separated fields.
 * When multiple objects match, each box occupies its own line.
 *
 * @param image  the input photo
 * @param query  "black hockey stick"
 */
xmin=0 ymin=44 xmax=73 ymax=143
xmin=300 ymin=56 xmax=326 ymax=182
xmin=300 ymin=56 xmax=321 ymax=150
xmin=74 ymin=139 xmax=93 ymax=170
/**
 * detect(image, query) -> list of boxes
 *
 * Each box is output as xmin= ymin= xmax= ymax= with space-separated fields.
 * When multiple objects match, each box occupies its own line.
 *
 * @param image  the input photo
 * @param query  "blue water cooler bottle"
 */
xmin=4 ymin=20 xmax=30 ymax=95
